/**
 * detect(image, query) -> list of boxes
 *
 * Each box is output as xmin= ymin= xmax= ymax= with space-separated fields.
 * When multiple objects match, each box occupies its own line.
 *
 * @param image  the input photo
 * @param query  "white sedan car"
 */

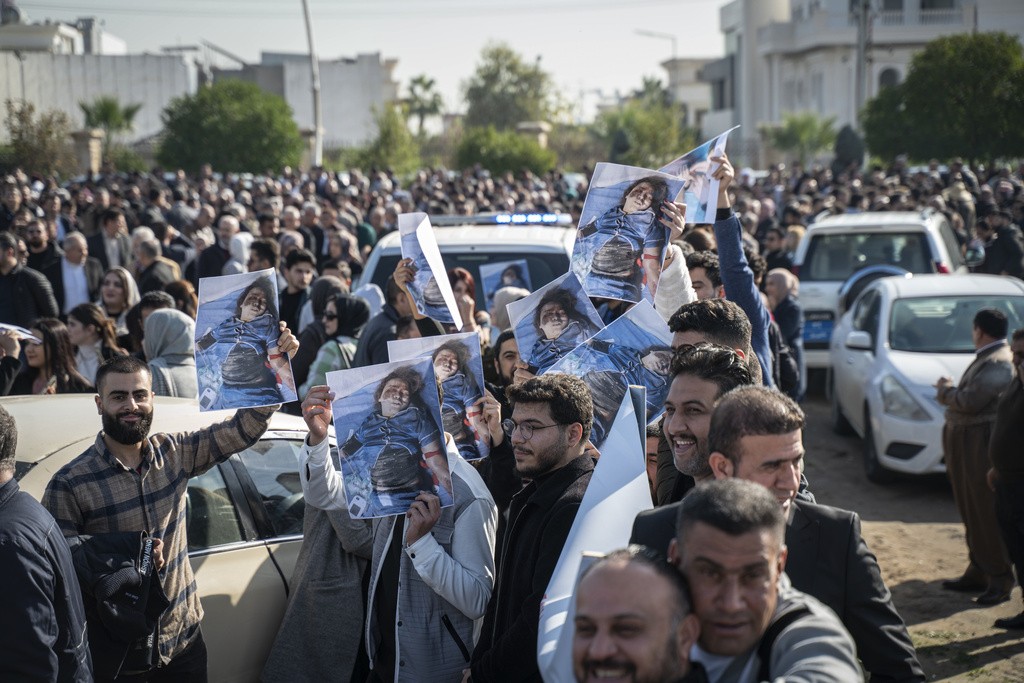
xmin=829 ymin=274 xmax=1024 ymax=482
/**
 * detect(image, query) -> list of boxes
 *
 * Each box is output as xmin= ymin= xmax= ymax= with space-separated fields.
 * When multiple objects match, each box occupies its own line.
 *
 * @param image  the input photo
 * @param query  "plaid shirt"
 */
xmin=42 ymin=405 xmax=276 ymax=664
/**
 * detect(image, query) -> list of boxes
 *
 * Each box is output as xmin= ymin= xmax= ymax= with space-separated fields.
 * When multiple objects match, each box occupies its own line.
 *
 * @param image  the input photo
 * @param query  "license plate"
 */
xmin=804 ymin=313 xmax=834 ymax=344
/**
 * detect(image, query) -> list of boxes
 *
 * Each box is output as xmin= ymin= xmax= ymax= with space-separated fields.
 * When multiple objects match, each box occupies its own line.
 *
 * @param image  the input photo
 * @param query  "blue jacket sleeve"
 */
xmin=713 ymin=213 xmax=775 ymax=387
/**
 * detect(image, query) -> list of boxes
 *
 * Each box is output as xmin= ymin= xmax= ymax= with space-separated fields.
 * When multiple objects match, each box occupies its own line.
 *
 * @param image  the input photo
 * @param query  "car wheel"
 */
xmin=829 ymin=372 xmax=854 ymax=436
xmin=863 ymin=410 xmax=894 ymax=484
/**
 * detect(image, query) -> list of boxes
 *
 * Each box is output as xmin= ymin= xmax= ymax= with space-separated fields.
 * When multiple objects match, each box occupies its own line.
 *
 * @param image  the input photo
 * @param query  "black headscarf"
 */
xmin=329 ymin=293 xmax=371 ymax=339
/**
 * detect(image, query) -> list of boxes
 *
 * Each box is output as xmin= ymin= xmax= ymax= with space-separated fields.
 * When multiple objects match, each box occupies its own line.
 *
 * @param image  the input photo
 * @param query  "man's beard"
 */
xmin=102 ymin=408 xmax=154 ymax=445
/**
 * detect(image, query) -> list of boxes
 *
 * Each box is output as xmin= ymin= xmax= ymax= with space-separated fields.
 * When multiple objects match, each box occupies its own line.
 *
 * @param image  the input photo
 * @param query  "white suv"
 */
xmin=792 ymin=210 xmax=965 ymax=369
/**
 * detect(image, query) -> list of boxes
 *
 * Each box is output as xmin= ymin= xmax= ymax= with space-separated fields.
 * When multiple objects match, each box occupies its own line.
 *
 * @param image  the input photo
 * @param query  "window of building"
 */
xmin=920 ymin=0 xmax=956 ymax=9
xmin=878 ymin=68 xmax=900 ymax=89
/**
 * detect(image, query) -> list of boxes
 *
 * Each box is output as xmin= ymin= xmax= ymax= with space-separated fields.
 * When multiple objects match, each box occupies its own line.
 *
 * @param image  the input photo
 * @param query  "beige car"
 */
xmin=5 ymin=394 xmax=326 ymax=683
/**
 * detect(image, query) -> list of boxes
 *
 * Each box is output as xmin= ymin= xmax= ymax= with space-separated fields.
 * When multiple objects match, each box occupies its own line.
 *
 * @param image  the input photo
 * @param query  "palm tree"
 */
xmin=406 ymin=75 xmax=444 ymax=138
xmin=761 ymin=112 xmax=837 ymax=166
xmin=79 ymin=96 xmax=142 ymax=157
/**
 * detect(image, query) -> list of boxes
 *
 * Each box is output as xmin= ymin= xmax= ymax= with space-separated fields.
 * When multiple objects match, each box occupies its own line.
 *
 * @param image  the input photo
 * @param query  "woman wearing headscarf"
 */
xmin=292 ymin=276 xmax=347 ymax=391
xmin=144 ymin=308 xmax=198 ymax=398
xmin=96 ymin=266 xmax=141 ymax=341
xmin=766 ymin=267 xmax=805 ymax=401
xmin=299 ymin=293 xmax=371 ymax=397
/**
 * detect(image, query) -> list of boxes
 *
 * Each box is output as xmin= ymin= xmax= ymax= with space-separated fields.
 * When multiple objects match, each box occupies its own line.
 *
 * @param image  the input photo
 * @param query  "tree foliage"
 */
xmin=862 ymin=32 xmax=1024 ymax=162
xmin=761 ymin=112 xmax=836 ymax=166
xmin=455 ymin=126 xmax=557 ymax=175
xmin=406 ymin=75 xmax=444 ymax=138
xmin=831 ymin=124 xmax=866 ymax=176
xmin=592 ymin=80 xmax=698 ymax=169
xmin=353 ymin=105 xmax=421 ymax=175
xmin=4 ymin=100 xmax=76 ymax=177
xmin=79 ymin=95 xmax=141 ymax=155
xmin=463 ymin=43 xmax=554 ymax=130
xmin=158 ymin=80 xmax=302 ymax=173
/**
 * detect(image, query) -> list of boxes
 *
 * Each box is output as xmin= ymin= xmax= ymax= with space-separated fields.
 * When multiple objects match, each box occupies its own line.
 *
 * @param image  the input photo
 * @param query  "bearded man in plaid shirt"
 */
xmin=43 ymin=325 xmax=297 ymax=683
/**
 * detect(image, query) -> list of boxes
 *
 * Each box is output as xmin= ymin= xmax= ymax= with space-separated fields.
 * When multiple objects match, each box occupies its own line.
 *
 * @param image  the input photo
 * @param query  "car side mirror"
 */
xmin=964 ymin=240 xmax=985 ymax=268
xmin=845 ymin=330 xmax=873 ymax=351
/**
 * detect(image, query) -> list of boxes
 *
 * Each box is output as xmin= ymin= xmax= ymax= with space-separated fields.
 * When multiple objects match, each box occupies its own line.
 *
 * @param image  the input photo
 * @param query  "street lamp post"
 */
xmin=635 ymin=29 xmax=677 ymax=60
xmin=300 ymin=0 xmax=323 ymax=167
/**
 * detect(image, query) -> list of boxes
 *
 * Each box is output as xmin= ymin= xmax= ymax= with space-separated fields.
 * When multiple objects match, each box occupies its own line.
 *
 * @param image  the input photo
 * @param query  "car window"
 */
xmin=889 ymin=295 xmax=1024 ymax=352
xmin=938 ymin=223 xmax=964 ymax=269
xmin=852 ymin=289 xmax=881 ymax=340
xmin=235 ymin=439 xmax=306 ymax=537
xmin=367 ymin=252 xmax=570 ymax=303
xmin=801 ymin=231 xmax=933 ymax=281
xmin=187 ymin=466 xmax=246 ymax=551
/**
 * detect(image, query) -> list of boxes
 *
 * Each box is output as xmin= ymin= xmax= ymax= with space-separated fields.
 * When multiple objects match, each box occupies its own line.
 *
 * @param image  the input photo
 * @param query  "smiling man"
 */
xmin=668 ymin=479 xmax=860 ymax=682
xmin=706 ymin=386 xmax=924 ymax=682
xmin=41 ymin=351 xmax=296 ymax=681
xmin=573 ymin=546 xmax=703 ymax=683
xmin=470 ymin=374 xmax=595 ymax=682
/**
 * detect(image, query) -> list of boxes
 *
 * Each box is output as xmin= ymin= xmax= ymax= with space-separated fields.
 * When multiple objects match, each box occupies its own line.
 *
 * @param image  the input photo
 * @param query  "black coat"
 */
xmin=0 ymin=264 xmax=60 ymax=328
xmin=0 ymin=478 xmax=92 ymax=682
xmin=630 ymin=500 xmax=925 ymax=683
xmin=136 ymin=259 xmax=177 ymax=295
xmin=43 ymin=256 xmax=104 ymax=314
xmin=471 ymin=454 xmax=594 ymax=682
xmin=86 ymin=232 xmax=132 ymax=271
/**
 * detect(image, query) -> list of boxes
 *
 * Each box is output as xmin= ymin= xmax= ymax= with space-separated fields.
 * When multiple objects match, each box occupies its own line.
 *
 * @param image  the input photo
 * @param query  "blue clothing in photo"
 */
xmin=528 ymin=320 xmax=591 ymax=374
xmin=341 ymin=403 xmax=449 ymax=517
xmin=440 ymin=372 xmax=485 ymax=461
xmin=576 ymin=207 xmax=666 ymax=301
xmin=195 ymin=312 xmax=294 ymax=410
xmin=584 ymin=339 xmax=670 ymax=448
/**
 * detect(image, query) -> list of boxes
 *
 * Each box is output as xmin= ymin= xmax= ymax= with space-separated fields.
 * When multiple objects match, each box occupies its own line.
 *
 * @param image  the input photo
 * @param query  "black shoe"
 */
xmin=994 ymin=612 xmax=1024 ymax=629
xmin=975 ymin=588 xmax=1012 ymax=606
xmin=941 ymin=577 xmax=986 ymax=593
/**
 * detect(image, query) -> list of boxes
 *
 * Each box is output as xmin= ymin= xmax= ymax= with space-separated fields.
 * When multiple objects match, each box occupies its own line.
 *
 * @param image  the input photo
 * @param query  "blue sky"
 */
xmin=21 ymin=0 xmax=728 ymax=120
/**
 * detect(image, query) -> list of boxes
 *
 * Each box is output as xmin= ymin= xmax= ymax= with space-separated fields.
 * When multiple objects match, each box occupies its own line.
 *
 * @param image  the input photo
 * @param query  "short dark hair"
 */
xmin=101 ymin=207 xmax=125 ymax=226
xmin=676 ymin=478 xmax=786 ymax=547
xmin=743 ymin=245 xmax=766 ymax=284
xmin=582 ymin=545 xmax=692 ymax=615
xmin=234 ymin=278 xmax=279 ymax=320
xmin=432 ymin=339 xmax=470 ymax=370
xmin=1011 ymin=327 xmax=1024 ymax=343
xmin=494 ymin=328 xmax=517 ymax=354
xmin=668 ymin=299 xmax=753 ymax=353
xmin=0 ymin=405 xmax=16 ymax=473
xmin=974 ymin=308 xmax=1008 ymax=339
xmin=685 ymin=251 xmax=721 ymax=289
xmin=619 ymin=176 xmax=670 ymax=214
xmin=708 ymin=386 xmax=805 ymax=465
xmin=95 ymin=355 xmax=151 ymax=395
xmin=139 ymin=290 xmax=175 ymax=312
xmin=250 ymin=238 xmax=279 ymax=268
xmin=0 ymin=231 xmax=17 ymax=253
xmin=386 ymin=275 xmax=404 ymax=306
xmin=284 ymin=248 xmax=316 ymax=270
xmin=765 ymin=226 xmax=786 ymax=240
xmin=507 ymin=373 xmax=594 ymax=442
xmin=669 ymin=343 xmax=755 ymax=397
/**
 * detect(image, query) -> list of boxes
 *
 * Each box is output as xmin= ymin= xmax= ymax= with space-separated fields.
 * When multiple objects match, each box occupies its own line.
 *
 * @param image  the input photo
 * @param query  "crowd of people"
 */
xmin=1 ymin=151 xmax=1024 ymax=682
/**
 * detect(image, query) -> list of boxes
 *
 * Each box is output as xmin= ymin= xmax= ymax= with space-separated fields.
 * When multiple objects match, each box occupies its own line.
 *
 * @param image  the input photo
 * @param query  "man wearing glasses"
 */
xmin=468 ymin=374 xmax=595 ymax=682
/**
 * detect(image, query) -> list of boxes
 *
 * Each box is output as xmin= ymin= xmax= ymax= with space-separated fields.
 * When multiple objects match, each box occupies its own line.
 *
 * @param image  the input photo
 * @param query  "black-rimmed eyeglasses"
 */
xmin=501 ymin=418 xmax=561 ymax=440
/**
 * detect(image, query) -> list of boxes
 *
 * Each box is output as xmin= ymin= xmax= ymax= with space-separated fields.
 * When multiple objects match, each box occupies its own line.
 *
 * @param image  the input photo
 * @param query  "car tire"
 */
xmin=863 ymin=410 xmax=894 ymax=484
xmin=829 ymin=372 xmax=854 ymax=436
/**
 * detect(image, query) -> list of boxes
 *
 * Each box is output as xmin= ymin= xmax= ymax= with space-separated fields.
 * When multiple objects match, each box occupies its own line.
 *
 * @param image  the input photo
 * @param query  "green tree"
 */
xmin=463 ymin=43 xmax=554 ymax=130
xmin=354 ymin=105 xmax=421 ymax=175
xmin=761 ymin=112 xmax=836 ymax=166
xmin=158 ymin=80 xmax=302 ymax=172
xmin=455 ymin=126 xmax=557 ymax=175
xmin=3 ymin=100 xmax=76 ymax=176
xmin=862 ymin=32 xmax=1024 ymax=162
xmin=406 ymin=75 xmax=444 ymax=138
xmin=592 ymin=80 xmax=698 ymax=169
xmin=78 ymin=95 xmax=141 ymax=157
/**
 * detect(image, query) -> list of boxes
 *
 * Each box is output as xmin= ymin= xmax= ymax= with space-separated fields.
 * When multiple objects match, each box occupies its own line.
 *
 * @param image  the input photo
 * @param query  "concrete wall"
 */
xmin=0 ymin=52 xmax=193 ymax=142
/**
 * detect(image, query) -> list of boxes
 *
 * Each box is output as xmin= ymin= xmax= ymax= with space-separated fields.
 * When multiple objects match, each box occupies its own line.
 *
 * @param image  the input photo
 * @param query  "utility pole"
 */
xmin=853 ymin=0 xmax=872 ymax=131
xmin=300 ymin=0 xmax=323 ymax=166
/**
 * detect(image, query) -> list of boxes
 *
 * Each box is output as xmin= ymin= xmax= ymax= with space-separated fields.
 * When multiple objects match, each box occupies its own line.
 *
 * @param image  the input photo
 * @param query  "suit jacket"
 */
xmin=0 ymin=265 xmax=59 ymax=328
xmin=630 ymin=500 xmax=925 ymax=683
xmin=43 ymin=257 xmax=104 ymax=314
xmin=86 ymin=232 xmax=132 ymax=272
xmin=136 ymin=260 xmax=176 ymax=295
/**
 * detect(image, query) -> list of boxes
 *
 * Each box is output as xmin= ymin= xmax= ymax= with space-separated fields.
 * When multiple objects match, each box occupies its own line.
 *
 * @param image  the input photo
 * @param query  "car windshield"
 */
xmin=802 ymin=231 xmax=933 ymax=282
xmin=889 ymin=295 xmax=1024 ymax=353
xmin=368 ymin=252 xmax=570 ymax=303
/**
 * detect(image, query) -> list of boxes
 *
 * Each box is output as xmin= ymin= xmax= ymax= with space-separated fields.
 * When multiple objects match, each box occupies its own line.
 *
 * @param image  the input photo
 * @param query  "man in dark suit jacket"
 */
xmin=0 ymin=232 xmax=59 ymax=328
xmin=86 ymin=208 xmax=132 ymax=271
xmin=42 ymin=233 xmax=103 ymax=316
xmin=633 ymin=385 xmax=924 ymax=682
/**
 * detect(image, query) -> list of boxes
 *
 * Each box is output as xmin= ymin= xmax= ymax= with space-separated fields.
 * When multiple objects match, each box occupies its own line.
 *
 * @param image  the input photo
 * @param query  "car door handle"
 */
xmin=846 ymin=357 xmax=854 ymax=364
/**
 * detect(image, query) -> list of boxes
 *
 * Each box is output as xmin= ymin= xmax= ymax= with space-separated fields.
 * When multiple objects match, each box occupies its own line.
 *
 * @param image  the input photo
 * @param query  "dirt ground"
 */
xmin=801 ymin=394 xmax=1024 ymax=681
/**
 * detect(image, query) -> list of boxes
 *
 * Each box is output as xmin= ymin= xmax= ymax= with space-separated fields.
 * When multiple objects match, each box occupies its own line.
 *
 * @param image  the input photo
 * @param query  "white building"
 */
xmin=660 ymin=57 xmax=714 ymax=129
xmin=213 ymin=52 xmax=400 ymax=148
xmin=700 ymin=0 xmax=1024 ymax=165
xmin=0 ymin=16 xmax=193 ymax=144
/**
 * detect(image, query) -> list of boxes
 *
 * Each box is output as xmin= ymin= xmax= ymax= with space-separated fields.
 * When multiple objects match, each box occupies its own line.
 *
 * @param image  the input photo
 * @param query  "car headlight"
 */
xmin=880 ymin=375 xmax=930 ymax=421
